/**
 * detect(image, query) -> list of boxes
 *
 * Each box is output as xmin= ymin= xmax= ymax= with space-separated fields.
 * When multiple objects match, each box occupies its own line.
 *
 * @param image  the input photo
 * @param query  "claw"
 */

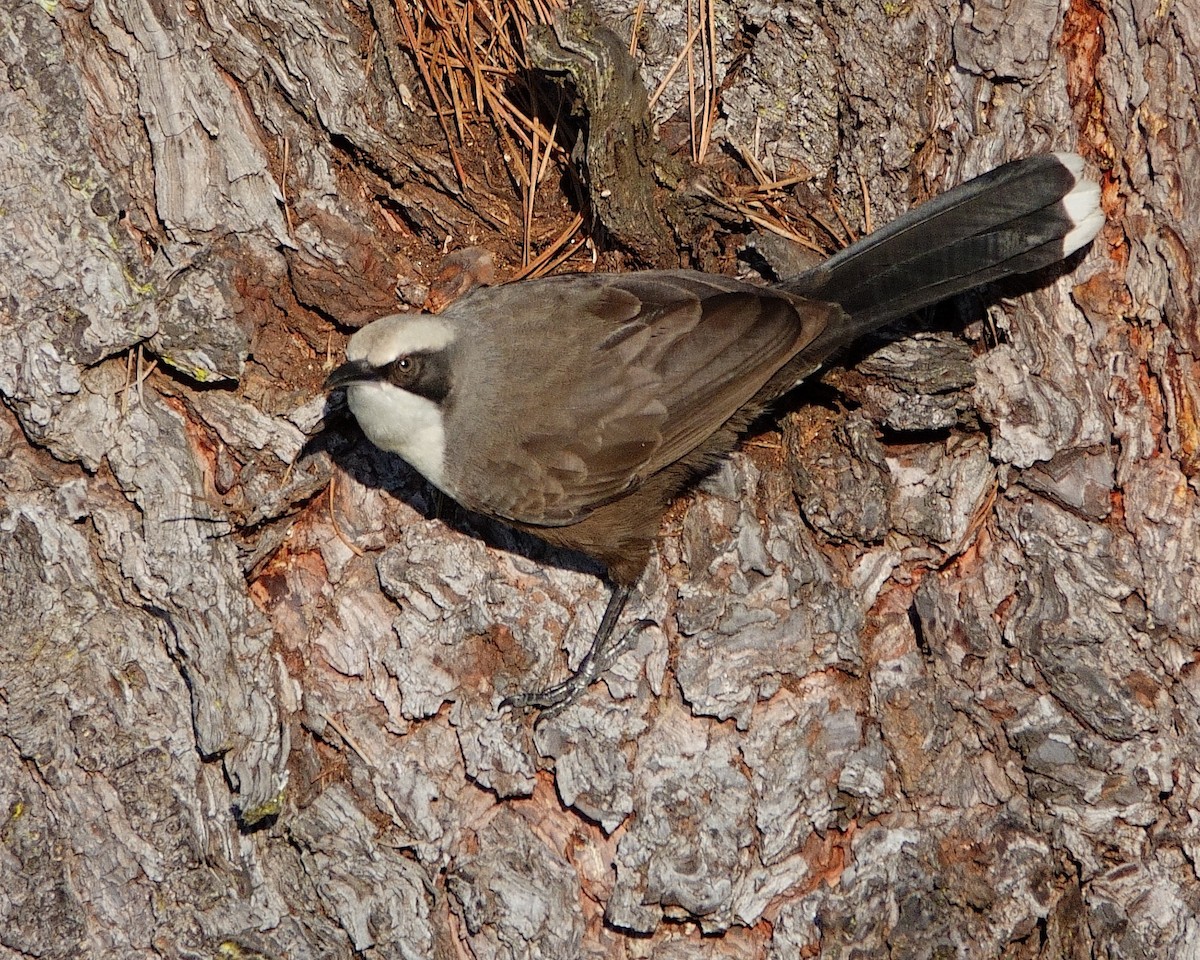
xmin=502 ymin=583 xmax=638 ymax=716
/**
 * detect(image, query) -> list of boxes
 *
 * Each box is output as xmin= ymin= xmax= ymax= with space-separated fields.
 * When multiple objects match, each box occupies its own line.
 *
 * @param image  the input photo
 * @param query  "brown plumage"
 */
xmin=326 ymin=153 xmax=1105 ymax=712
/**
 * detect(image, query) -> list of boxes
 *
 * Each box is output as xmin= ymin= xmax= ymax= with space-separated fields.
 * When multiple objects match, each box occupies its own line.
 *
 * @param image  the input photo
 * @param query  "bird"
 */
xmin=325 ymin=153 xmax=1105 ymax=713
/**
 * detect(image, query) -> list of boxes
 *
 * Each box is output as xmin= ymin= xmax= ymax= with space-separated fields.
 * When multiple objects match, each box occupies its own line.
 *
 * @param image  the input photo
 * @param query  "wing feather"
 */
xmin=442 ymin=271 xmax=828 ymax=525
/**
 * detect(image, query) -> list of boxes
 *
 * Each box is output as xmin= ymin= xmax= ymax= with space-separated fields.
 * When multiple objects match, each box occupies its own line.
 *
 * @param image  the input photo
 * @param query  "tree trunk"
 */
xmin=1 ymin=0 xmax=1193 ymax=956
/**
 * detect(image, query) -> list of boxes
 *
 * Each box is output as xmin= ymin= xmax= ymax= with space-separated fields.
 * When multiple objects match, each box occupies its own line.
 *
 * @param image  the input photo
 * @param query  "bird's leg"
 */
xmin=502 ymin=583 xmax=634 ymax=716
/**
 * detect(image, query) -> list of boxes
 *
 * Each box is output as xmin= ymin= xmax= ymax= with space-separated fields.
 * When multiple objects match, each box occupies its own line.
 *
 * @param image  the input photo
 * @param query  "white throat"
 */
xmin=346 ymin=381 xmax=448 ymax=491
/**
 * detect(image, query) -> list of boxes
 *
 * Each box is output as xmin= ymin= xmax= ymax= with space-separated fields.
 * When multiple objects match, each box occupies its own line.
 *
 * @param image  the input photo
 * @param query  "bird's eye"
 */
xmin=386 ymin=355 xmax=420 ymax=386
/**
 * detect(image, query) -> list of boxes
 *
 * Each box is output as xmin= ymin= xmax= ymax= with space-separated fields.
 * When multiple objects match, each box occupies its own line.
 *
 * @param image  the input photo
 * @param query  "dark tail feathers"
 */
xmin=777 ymin=153 xmax=1104 ymax=356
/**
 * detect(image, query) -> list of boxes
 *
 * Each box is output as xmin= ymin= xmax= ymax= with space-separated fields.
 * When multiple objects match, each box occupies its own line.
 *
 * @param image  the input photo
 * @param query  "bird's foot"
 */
xmin=501 ymin=593 xmax=650 ymax=719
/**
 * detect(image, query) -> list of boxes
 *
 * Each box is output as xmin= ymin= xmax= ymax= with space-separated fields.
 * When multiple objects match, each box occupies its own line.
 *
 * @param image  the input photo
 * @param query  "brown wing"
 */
xmin=442 ymin=271 xmax=832 ymax=526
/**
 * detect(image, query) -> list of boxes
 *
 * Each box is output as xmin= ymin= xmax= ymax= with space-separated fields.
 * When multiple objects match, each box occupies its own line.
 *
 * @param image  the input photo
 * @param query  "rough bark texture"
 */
xmin=0 ymin=0 xmax=1194 ymax=956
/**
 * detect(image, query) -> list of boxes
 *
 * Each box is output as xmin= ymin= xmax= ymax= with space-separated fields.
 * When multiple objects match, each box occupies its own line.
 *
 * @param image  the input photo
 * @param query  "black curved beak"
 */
xmin=324 ymin=359 xmax=382 ymax=391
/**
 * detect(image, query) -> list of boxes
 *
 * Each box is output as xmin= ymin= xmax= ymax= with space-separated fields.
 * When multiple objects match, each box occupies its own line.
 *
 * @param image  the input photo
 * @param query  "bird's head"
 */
xmin=324 ymin=313 xmax=460 ymax=490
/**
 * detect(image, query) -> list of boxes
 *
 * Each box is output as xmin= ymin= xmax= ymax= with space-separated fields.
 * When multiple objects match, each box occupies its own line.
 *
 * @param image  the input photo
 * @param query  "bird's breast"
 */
xmin=346 ymin=381 xmax=449 ymax=492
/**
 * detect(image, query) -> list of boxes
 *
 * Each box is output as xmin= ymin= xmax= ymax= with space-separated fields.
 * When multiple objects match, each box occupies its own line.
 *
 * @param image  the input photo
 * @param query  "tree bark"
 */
xmin=1 ymin=0 xmax=1194 ymax=956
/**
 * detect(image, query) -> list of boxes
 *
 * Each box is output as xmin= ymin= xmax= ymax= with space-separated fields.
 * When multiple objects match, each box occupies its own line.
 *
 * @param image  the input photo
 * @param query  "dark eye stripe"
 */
xmin=387 ymin=351 xmax=452 ymax=405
